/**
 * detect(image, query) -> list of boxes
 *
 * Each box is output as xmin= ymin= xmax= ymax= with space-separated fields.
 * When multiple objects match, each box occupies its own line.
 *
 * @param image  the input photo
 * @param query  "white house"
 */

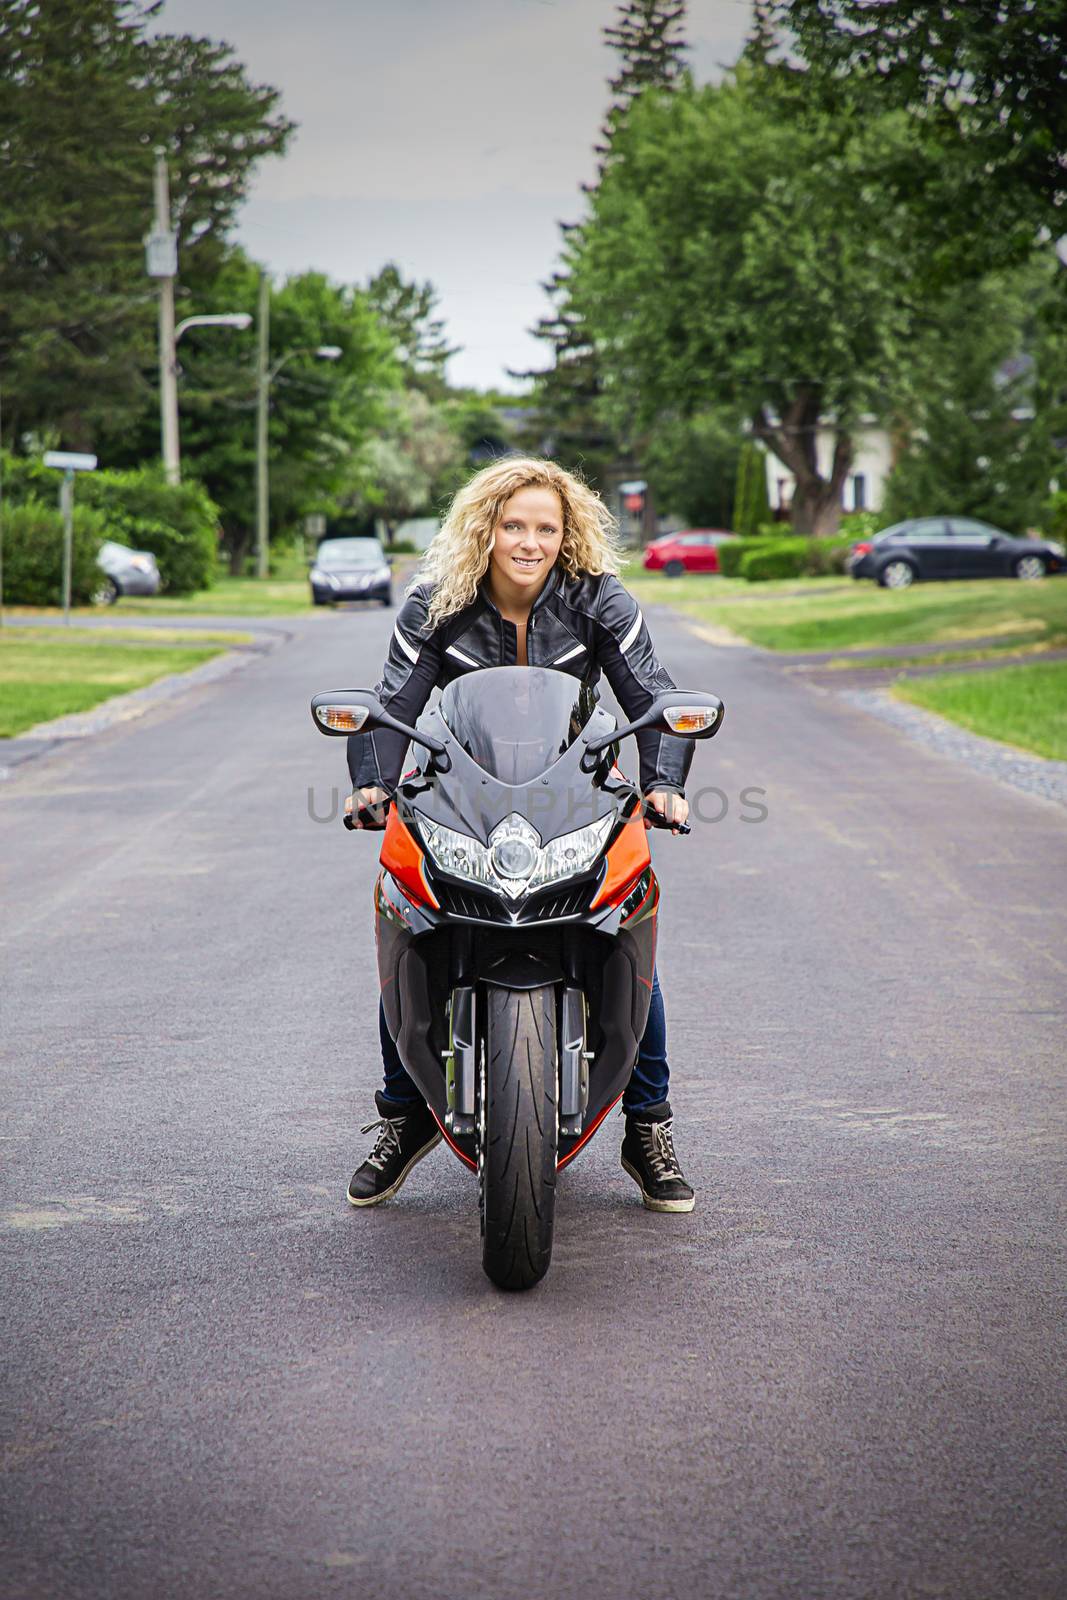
xmin=764 ymin=420 xmax=893 ymax=517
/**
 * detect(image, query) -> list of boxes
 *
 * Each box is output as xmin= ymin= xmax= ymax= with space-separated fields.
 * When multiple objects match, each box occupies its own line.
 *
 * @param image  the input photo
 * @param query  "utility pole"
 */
xmin=147 ymin=154 xmax=180 ymax=485
xmin=255 ymin=273 xmax=270 ymax=579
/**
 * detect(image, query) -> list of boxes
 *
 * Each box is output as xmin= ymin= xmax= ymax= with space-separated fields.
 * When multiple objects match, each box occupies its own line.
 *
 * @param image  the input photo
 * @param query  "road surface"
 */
xmin=2 ymin=602 xmax=1065 ymax=1599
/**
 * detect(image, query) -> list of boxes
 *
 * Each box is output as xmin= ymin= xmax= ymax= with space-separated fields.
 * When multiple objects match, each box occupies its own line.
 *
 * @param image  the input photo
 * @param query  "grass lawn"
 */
xmin=0 ymin=627 xmax=233 ymax=738
xmin=893 ymin=660 xmax=1067 ymax=762
xmin=627 ymin=571 xmax=1067 ymax=654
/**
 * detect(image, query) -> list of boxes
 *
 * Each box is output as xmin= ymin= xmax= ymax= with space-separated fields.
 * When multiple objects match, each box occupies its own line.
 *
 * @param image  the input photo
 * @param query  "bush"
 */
xmin=80 ymin=468 xmax=219 ymax=593
xmin=1 ymin=455 xmax=221 ymax=594
xmin=805 ymin=537 xmax=854 ymax=576
xmin=0 ymin=499 xmax=107 ymax=606
xmin=739 ymin=539 xmax=809 ymax=582
xmin=839 ymin=510 xmax=883 ymax=541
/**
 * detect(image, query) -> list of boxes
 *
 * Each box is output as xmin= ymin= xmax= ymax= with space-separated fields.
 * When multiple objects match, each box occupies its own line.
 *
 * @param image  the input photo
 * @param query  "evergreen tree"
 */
xmin=520 ymin=3 xmax=688 ymax=489
xmin=732 ymin=441 xmax=772 ymax=535
xmin=0 ymin=0 xmax=292 ymax=450
xmin=365 ymin=263 xmax=458 ymax=399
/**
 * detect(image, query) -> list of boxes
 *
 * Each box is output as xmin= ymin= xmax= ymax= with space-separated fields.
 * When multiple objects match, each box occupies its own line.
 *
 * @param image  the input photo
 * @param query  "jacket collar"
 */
xmin=478 ymin=561 xmax=561 ymax=619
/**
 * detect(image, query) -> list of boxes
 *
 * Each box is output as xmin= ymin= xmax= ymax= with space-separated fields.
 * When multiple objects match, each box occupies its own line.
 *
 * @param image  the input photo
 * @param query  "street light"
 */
xmin=254 ymin=270 xmax=342 ymax=578
xmin=175 ymin=313 xmax=253 ymax=340
xmin=146 ymin=154 xmax=252 ymax=486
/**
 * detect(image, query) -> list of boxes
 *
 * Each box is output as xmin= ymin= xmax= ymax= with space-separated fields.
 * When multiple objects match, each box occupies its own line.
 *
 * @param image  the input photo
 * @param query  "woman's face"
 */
xmin=488 ymin=486 xmax=564 ymax=598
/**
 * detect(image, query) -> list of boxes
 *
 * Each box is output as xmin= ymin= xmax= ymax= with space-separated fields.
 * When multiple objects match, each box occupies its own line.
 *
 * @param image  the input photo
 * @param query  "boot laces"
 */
xmin=360 ymin=1113 xmax=405 ymax=1173
xmin=640 ymin=1118 xmax=683 ymax=1183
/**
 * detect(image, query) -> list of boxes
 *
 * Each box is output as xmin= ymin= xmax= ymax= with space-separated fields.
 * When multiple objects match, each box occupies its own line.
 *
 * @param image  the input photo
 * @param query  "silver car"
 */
xmin=94 ymin=540 xmax=162 ymax=605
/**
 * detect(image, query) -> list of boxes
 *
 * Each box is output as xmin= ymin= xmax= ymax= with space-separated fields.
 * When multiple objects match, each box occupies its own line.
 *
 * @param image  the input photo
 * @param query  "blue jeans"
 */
xmin=379 ymin=966 xmax=670 ymax=1116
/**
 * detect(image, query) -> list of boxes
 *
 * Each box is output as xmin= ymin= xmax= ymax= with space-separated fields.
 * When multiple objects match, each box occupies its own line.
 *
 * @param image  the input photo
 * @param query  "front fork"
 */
xmin=443 ymin=982 xmax=591 ymax=1142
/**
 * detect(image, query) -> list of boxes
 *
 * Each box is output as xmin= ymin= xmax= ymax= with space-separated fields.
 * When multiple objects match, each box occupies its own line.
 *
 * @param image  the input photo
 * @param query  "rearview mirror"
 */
xmin=584 ymin=690 xmax=724 ymax=758
xmin=310 ymin=689 xmax=450 ymax=765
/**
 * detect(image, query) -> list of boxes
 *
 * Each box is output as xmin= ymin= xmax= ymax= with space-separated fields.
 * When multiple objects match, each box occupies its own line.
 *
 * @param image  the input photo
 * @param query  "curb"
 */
xmin=0 ymin=636 xmax=281 ymax=782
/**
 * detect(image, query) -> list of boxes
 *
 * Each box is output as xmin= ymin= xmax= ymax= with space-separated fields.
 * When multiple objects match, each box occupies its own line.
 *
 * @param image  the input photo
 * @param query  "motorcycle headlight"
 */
xmin=420 ymin=818 xmax=499 ymax=892
xmin=419 ymin=811 xmax=615 ymax=902
xmin=525 ymin=814 xmax=615 ymax=893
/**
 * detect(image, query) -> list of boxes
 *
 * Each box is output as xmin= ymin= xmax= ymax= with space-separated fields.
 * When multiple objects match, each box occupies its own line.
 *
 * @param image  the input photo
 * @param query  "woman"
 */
xmin=345 ymin=457 xmax=697 ymax=1214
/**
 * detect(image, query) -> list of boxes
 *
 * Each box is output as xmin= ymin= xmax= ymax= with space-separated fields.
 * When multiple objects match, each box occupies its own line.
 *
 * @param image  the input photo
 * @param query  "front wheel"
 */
xmin=1015 ymin=554 xmax=1046 ymax=581
xmin=481 ymin=985 xmax=558 ymax=1291
xmin=663 ymin=560 xmax=685 ymax=578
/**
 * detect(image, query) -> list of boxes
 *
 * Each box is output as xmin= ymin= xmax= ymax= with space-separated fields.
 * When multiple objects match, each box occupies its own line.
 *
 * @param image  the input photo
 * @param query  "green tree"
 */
xmin=522 ymin=1 xmax=689 ymax=490
xmin=100 ymin=249 xmax=400 ymax=570
xmin=883 ymin=263 xmax=1066 ymax=532
xmin=0 ymin=0 xmax=292 ymax=451
xmin=567 ymin=69 xmax=939 ymax=533
xmin=642 ymin=412 xmax=742 ymax=530
xmin=775 ymin=1 xmax=1067 ymax=219
xmin=345 ymin=390 xmax=465 ymax=542
xmin=732 ymin=440 xmax=772 ymax=536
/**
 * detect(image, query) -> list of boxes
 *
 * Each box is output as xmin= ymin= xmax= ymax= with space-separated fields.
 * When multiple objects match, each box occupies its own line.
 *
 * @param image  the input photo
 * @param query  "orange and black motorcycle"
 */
xmin=311 ymin=666 xmax=723 ymax=1290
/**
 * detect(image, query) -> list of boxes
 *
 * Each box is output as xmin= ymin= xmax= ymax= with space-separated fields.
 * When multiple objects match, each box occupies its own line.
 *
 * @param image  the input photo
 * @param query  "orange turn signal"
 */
xmin=664 ymin=705 xmax=718 ymax=735
xmin=315 ymin=704 xmax=370 ymax=733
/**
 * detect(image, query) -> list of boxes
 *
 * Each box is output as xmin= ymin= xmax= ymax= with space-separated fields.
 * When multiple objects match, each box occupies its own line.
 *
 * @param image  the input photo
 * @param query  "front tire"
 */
xmin=1015 ymin=554 xmax=1046 ymax=581
xmin=481 ymin=985 xmax=558 ymax=1292
xmin=663 ymin=560 xmax=685 ymax=578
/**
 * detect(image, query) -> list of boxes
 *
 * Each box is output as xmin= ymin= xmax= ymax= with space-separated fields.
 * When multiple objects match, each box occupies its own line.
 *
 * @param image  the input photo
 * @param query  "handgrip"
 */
xmin=646 ymin=809 xmax=691 ymax=835
xmin=343 ymin=797 xmax=392 ymax=831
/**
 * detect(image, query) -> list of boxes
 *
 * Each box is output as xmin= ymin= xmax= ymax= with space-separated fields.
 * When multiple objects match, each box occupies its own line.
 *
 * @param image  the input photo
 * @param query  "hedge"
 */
xmin=739 ymin=539 xmax=810 ymax=582
xmin=722 ymin=533 xmax=856 ymax=582
xmin=79 ymin=468 xmax=219 ymax=593
xmin=0 ymin=500 xmax=108 ymax=606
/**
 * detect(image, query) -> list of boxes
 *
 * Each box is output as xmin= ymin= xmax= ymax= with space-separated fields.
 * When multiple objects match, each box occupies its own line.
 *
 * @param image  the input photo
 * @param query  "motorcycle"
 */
xmin=311 ymin=666 xmax=723 ymax=1290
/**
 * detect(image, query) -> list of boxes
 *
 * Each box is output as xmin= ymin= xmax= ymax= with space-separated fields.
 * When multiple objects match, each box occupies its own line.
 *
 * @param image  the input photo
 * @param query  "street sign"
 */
xmin=305 ymin=513 xmax=327 ymax=538
xmin=619 ymin=480 xmax=647 ymax=495
xmin=43 ymin=451 xmax=97 ymax=473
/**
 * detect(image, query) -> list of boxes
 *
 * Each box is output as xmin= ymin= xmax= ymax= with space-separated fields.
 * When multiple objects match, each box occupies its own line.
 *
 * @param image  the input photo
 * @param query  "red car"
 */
xmin=642 ymin=529 xmax=735 ymax=576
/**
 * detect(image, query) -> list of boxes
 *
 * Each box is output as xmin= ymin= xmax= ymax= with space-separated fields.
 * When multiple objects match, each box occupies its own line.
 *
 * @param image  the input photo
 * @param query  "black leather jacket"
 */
xmin=347 ymin=565 xmax=695 ymax=797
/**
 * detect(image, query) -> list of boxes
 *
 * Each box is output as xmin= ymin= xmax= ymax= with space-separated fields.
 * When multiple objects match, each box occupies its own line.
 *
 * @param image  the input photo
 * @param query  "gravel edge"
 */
xmin=839 ymin=687 xmax=1067 ymax=810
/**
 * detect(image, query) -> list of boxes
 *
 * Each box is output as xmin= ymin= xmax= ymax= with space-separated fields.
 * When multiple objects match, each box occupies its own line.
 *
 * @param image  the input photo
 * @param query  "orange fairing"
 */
xmin=380 ymin=806 xmax=439 ymax=910
xmin=590 ymin=811 xmax=651 ymax=910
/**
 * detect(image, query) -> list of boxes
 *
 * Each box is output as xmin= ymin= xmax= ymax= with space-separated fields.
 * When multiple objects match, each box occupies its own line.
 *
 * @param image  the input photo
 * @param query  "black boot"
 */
xmin=347 ymin=1091 xmax=442 ymax=1207
xmin=621 ymin=1100 xmax=695 ymax=1213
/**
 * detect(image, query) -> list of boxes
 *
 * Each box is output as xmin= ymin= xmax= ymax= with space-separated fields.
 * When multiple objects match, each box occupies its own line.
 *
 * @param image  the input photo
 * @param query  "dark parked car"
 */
xmin=846 ymin=518 xmax=1065 ymax=589
xmin=642 ymin=529 xmax=736 ymax=576
xmin=93 ymin=540 xmax=162 ymax=605
xmin=309 ymin=537 xmax=392 ymax=607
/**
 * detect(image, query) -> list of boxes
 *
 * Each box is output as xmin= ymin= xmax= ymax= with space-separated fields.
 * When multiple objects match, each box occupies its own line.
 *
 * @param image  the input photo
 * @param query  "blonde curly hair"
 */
xmin=415 ymin=457 xmax=624 ymax=627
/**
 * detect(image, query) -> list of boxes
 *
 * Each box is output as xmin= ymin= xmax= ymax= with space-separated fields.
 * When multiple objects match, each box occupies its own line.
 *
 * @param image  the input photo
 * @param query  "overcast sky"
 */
xmin=162 ymin=0 xmax=751 ymax=390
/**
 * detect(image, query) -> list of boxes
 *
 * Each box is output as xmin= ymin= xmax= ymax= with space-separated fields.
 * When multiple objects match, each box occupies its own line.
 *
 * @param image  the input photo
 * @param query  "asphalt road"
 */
xmin=2 ymin=602 xmax=1065 ymax=1600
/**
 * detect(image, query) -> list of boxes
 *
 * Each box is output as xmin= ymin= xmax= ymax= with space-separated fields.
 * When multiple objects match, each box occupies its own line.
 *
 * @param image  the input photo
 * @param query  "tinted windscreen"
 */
xmin=317 ymin=539 xmax=385 ymax=567
xmin=439 ymin=667 xmax=594 ymax=784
